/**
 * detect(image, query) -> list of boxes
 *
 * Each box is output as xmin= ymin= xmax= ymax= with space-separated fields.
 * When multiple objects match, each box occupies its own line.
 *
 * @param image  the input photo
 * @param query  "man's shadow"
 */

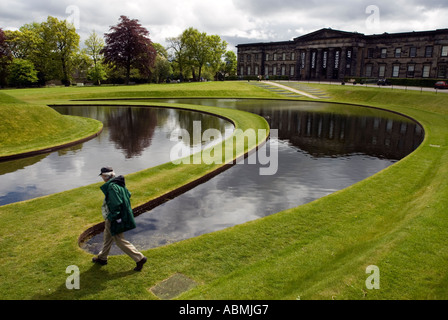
xmin=32 ymin=263 xmax=137 ymax=300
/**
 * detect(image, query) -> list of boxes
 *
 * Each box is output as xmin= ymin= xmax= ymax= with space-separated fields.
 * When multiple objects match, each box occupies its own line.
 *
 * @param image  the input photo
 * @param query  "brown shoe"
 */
xmin=92 ymin=257 xmax=108 ymax=266
xmin=134 ymin=257 xmax=147 ymax=271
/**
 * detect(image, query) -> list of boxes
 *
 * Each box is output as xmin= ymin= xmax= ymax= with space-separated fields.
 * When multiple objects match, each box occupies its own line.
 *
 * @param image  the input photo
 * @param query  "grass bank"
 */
xmin=0 ymin=92 xmax=103 ymax=159
xmin=0 ymin=82 xmax=447 ymax=300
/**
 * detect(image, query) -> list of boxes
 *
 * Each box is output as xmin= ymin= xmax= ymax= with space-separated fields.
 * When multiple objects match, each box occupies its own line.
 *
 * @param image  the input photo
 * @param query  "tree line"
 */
xmin=0 ymin=15 xmax=237 ymax=87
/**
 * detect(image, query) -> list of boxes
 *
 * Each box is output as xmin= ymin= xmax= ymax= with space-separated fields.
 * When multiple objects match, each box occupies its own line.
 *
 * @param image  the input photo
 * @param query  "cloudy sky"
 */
xmin=1 ymin=0 xmax=447 ymax=51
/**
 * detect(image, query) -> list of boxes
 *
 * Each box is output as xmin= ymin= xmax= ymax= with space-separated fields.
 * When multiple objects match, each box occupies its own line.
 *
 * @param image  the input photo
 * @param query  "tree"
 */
xmin=222 ymin=50 xmax=237 ymax=78
xmin=168 ymin=28 xmax=228 ymax=81
xmin=0 ymin=28 xmax=12 ymax=87
xmin=85 ymin=31 xmax=106 ymax=85
xmin=72 ymin=50 xmax=91 ymax=83
xmin=183 ymin=28 xmax=207 ymax=81
xmin=85 ymin=31 xmax=104 ymax=68
xmin=7 ymin=59 xmax=38 ymax=87
xmin=150 ymin=43 xmax=172 ymax=83
xmin=101 ymin=16 xmax=156 ymax=84
xmin=206 ymin=35 xmax=228 ymax=80
xmin=7 ymin=18 xmax=80 ymax=85
xmin=166 ymin=34 xmax=189 ymax=81
xmin=41 ymin=16 xmax=80 ymax=86
xmin=10 ymin=22 xmax=54 ymax=84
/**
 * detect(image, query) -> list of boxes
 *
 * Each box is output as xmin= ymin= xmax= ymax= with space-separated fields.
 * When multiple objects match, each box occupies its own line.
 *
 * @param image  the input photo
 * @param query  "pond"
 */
xmin=74 ymin=99 xmax=424 ymax=254
xmin=0 ymin=106 xmax=233 ymax=206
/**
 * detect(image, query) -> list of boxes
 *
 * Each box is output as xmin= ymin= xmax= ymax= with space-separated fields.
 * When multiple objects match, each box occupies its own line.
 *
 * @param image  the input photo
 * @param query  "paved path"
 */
xmin=261 ymin=81 xmax=321 ymax=99
xmin=252 ymin=80 xmax=448 ymax=99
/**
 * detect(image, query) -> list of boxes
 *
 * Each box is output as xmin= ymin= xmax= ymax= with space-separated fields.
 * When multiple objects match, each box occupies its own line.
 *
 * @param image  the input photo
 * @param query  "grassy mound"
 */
xmin=0 ymin=92 xmax=102 ymax=158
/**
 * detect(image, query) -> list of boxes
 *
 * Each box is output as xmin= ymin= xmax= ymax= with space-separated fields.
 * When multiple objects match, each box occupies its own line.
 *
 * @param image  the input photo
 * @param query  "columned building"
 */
xmin=236 ymin=28 xmax=448 ymax=81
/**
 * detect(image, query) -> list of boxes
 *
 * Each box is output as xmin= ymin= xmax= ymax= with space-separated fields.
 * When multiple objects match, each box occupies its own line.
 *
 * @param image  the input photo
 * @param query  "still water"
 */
xmin=0 ymin=106 xmax=233 ymax=206
xmin=77 ymin=99 xmax=424 ymax=254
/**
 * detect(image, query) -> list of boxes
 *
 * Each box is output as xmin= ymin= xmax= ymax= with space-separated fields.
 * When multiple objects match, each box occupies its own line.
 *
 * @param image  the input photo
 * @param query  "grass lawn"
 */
xmin=0 ymin=92 xmax=103 ymax=159
xmin=0 ymin=81 xmax=447 ymax=300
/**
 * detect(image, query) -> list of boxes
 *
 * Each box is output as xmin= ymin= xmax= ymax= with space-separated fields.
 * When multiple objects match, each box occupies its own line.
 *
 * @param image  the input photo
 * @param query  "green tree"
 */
xmin=85 ymin=31 xmax=104 ymax=67
xmin=87 ymin=64 xmax=107 ymax=85
xmin=7 ymin=58 xmax=38 ymax=87
xmin=166 ymin=34 xmax=189 ymax=81
xmin=207 ymin=35 xmax=228 ymax=80
xmin=6 ymin=18 xmax=80 ymax=85
xmin=222 ymin=50 xmax=237 ymax=78
xmin=151 ymin=55 xmax=172 ymax=83
xmin=169 ymin=28 xmax=228 ymax=81
xmin=85 ymin=31 xmax=106 ymax=85
xmin=41 ymin=16 xmax=80 ymax=86
xmin=4 ymin=25 xmax=40 ymax=60
xmin=150 ymin=43 xmax=172 ymax=83
xmin=0 ymin=28 xmax=12 ymax=87
xmin=72 ymin=50 xmax=91 ymax=84
xmin=12 ymin=22 xmax=55 ymax=84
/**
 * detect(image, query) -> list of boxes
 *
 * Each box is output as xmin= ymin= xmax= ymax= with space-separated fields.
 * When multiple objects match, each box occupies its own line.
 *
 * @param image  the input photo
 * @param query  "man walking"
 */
xmin=92 ymin=167 xmax=147 ymax=271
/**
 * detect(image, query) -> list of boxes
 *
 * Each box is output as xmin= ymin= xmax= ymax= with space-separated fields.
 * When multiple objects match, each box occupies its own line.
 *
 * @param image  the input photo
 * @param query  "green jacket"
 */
xmin=100 ymin=175 xmax=136 ymax=236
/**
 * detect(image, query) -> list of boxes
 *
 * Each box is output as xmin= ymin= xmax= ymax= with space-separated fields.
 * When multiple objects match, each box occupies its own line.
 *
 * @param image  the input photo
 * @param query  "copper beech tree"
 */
xmin=101 ymin=16 xmax=156 ymax=84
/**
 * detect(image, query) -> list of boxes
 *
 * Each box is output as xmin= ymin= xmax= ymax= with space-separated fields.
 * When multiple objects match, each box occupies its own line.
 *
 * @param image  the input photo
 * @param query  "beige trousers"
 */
xmin=98 ymin=220 xmax=144 ymax=262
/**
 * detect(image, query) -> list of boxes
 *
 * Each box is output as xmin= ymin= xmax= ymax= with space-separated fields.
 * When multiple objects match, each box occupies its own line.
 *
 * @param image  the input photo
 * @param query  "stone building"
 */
xmin=236 ymin=28 xmax=448 ymax=81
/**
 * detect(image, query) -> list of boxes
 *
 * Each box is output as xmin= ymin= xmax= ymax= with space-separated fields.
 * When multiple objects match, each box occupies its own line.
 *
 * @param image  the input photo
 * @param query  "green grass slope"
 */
xmin=0 ymin=82 xmax=447 ymax=300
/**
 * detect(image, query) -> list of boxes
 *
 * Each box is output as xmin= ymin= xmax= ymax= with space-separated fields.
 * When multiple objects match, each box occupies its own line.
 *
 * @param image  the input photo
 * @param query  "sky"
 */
xmin=1 ymin=0 xmax=448 ymax=52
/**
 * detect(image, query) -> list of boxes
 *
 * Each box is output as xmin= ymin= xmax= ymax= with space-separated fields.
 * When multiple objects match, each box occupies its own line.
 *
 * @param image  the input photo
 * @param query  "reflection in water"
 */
xmin=81 ymin=100 xmax=424 ymax=254
xmin=0 ymin=106 xmax=233 ymax=206
xmin=107 ymin=107 xmax=159 ymax=158
xmin=260 ymin=108 xmax=424 ymax=160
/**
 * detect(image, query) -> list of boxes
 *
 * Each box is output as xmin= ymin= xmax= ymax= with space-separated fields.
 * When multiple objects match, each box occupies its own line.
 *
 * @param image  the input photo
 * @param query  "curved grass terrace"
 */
xmin=0 ymin=81 xmax=447 ymax=300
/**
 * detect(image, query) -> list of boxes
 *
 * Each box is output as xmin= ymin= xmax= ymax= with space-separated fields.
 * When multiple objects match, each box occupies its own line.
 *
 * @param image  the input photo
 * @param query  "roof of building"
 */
xmin=236 ymin=27 xmax=448 ymax=48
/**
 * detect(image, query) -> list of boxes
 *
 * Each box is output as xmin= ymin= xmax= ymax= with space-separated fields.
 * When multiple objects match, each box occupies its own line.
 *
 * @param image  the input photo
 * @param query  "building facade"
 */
xmin=236 ymin=28 xmax=448 ymax=81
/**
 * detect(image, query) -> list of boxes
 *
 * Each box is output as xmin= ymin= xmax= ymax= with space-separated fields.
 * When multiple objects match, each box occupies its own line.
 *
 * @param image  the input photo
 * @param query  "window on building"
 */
xmin=425 ymin=46 xmax=433 ymax=58
xmin=282 ymin=53 xmax=286 ymax=61
xmin=365 ymin=64 xmax=373 ymax=77
xmin=422 ymin=65 xmax=431 ymax=78
xmin=395 ymin=48 xmax=401 ymax=58
xmin=274 ymin=53 xmax=277 ymax=61
xmin=367 ymin=48 xmax=374 ymax=59
xmin=247 ymin=54 xmax=251 ymax=62
xmin=255 ymin=66 xmax=259 ymax=76
xmin=247 ymin=66 xmax=251 ymax=76
xmin=291 ymin=53 xmax=295 ymax=61
xmin=409 ymin=47 xmax=417 ymax=58
xmin=301 ymin=52 xmax=306 ymax=69
xmin=273 ymin=66 xmax=277 ymax=75
xmin=265 ymin=66 xmax=269 ymax=75
xmin=407 ymin=64 xmax=415 ymax=78
xmin=240 ymin=66 xmax=244 ymax=76
xmin=266 ymin=54 xmax=269 ymax=61
xmin=392 ymin=65 xmax=400 ymax=77
xmin=437 ymin=64 xmax=447 ymax=78
xmin=379 ymin=65 xmax=386 ymax=77
xmin=381 ymin=48 xmax=387 ymax=58
xmin=442 ymin=46 xmax=448 ymax=57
